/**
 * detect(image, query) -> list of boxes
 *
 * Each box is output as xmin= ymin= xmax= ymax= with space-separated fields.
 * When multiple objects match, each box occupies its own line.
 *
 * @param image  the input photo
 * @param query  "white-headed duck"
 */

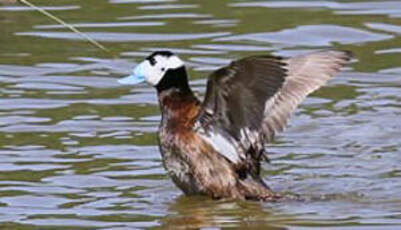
xmin=119 ymin=50 xmax=351 ymax=201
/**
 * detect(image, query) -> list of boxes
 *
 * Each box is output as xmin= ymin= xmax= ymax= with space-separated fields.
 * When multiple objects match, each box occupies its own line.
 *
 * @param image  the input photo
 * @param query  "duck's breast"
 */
xmin=158 ymin=129 xmax=206 ymax=195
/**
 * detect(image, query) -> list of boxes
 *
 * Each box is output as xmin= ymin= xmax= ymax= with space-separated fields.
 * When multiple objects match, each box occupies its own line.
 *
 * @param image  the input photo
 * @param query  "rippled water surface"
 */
xmin=0 ymin=0 xmax=401 ymax=229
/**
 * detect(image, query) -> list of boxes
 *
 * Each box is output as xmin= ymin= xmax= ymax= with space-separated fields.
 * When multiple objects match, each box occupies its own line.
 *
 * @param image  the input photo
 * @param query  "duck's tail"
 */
xmin=237 ymin=178 xmax=281 ymax=201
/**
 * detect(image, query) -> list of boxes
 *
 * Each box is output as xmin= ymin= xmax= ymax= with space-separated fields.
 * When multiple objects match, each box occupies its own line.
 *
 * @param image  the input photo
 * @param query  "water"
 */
xmin=0 ymin=0 xmax=400 ymax=229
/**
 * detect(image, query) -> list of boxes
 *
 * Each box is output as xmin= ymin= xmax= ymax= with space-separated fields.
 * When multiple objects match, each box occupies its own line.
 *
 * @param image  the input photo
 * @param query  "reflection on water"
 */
xmin=157 ymin=196 xmax=287 ymax=229
xmin=217 ymin=25 xmax=393 ymax=46
xmin=0 ymin=5 xmax=80 ymax=11
xmin=231 ymin=1 xmax=401 ymax=18
xmin=0 ymin=0 xmax=400 ymax=229
xmin=16 ymin=31 xmax=230 ymax=42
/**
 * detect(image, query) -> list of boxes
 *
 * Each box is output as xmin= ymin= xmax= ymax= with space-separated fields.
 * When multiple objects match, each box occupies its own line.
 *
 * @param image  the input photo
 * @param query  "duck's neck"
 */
xmin=156 ymin=66 xmax=192 ymax=95
xmin=156 ymin=67 xmax=199 ymax=127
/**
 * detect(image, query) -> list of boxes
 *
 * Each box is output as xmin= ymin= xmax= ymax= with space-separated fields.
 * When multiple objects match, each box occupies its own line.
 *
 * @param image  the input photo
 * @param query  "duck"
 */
xmin=118 ymin=50 xmax=351 ymax=201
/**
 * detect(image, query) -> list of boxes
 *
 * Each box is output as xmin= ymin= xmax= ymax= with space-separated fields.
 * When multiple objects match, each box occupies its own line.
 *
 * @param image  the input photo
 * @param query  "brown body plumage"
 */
xmin=120 ymin=50 xmax=352 ymax=201
xmin=157 ymin=89 xmax=276 ymax=200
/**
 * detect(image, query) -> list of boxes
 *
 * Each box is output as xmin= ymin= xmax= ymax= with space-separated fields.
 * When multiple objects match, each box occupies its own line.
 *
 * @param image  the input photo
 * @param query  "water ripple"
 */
xmin=0 ymin=5 xmax=80 ymax=11
xmin=35 ymin=22 xmax=165 ymax=29
xmin=1 ymin=0 xmax=401 ymax=229
xmin=138 ymin=4 xmax=198 ymax=10
xmin=216 ymin=25 xmax=393 ymax=47
xmin=118 ymin=13 xmax=211 ymax=20
xmin=231 ymin=1 xmax=401 ymax=18
xmin=16 ymin=32 xmax=230 ymax=42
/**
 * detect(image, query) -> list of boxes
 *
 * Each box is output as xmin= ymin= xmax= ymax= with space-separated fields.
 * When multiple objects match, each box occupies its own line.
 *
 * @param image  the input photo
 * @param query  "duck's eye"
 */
xmin=161 ymin=68 xmax=166 ymax=72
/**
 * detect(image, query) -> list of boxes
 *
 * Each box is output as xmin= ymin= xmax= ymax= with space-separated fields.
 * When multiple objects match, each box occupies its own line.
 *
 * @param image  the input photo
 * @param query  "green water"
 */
xmin=0 ymin=0 xmax=400 ymax=229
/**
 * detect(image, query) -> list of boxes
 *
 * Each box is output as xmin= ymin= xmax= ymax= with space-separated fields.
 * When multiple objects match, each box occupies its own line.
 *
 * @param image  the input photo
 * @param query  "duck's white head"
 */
xmin=119 ymin=51 xmax=184 ymax=86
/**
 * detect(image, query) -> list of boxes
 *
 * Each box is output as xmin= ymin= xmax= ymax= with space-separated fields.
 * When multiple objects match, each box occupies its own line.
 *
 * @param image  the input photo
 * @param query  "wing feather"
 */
xmin=262 ymin=50 xmax=351 ymax=141
xmin=197 ymin=50 xmax=351 ymax=168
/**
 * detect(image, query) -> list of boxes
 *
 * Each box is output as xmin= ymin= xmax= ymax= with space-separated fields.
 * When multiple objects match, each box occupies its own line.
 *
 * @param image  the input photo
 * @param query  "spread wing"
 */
xmin=196 ymin=50 xmax=351 ymax=167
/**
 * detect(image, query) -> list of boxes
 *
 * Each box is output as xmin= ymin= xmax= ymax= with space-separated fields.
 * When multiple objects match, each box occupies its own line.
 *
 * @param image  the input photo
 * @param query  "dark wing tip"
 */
xmin=327 ymin=49 xmax=353 ymax=64
xmin=342 ymin=50 xmax=353 ymax=60
xmin=335 ymin=50 xmax=353 ymax=63
xmin=327 ymin=50 xmax=353 ymax=73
